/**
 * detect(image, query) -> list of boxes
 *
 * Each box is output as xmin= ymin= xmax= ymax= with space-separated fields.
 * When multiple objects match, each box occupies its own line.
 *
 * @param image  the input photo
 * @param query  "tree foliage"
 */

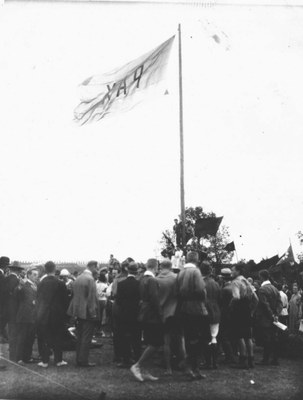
xmin=296 ymin=231 xmax=303 ymax=262
xmin=161 ymin=206 xmax=233 ymax=265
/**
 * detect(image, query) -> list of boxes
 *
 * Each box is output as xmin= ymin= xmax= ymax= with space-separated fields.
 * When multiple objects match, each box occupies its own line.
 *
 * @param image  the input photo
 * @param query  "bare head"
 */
xmin=87 ymin=260 xmax=98 ymax=274
xmin=160 ymin=259 xmax=172 ymax=271
xmin=146 ymin=258 xmax=158 ymax=274
xmin=186 ymin=251 xmax=199 ymax=265
xmin=44 ymin=261 xmax=56 ymax=275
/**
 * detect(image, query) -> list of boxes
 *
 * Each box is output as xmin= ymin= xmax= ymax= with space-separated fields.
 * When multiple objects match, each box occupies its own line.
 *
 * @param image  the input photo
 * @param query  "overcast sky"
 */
xmin=0 ymin=0 xmax=303 ymax=263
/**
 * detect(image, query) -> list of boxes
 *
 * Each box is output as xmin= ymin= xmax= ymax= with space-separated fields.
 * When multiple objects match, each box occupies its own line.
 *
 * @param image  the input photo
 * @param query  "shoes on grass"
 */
xmin=130 ymin=364 xmax=144 ymax=382
xmin=37 ymin=362 xmax=48 ymax=368
xmin=56 ymin=361 xmax=68 ymax=367
xmin=142 ymin=372 xmax=159 ymax=381
xmin=193 ymin=369 xmax=206 ymax=380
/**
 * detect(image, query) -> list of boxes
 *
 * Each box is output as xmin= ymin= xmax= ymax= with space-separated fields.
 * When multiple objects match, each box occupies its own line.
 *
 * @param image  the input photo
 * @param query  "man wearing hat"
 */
xmin=116 ymin=262 xmax=141 ymax=368
xmin=5 ymin=261 xmax=24 ymax=361
xmin=59 ymin=269 xmax=74 ymax=301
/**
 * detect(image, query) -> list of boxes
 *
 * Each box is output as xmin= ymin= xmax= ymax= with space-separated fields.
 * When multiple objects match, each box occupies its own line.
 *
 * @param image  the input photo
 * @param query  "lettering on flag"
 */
xmin=74 ymin=36 xmax=175 ymax=125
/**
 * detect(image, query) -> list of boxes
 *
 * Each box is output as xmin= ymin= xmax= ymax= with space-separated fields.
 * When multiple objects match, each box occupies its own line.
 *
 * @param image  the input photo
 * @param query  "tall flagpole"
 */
xmin=178 ymin=23 xmax=186 ymax=249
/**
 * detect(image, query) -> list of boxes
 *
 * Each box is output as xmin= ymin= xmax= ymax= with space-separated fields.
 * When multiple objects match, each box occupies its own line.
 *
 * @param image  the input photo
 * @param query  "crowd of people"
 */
xmin=0 ymin=253 xmax=302 ymax=382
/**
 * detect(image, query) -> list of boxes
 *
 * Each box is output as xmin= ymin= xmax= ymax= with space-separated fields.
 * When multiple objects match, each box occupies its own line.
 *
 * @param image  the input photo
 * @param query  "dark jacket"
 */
xmin=256 ymin=282 xmax=283 ymax=328
xmin=116 ymin=276 xmax=140 ymax=323
xmin=0 ymin=271 xmax=7 ymax=318
xmin=5 ymin=274 xmax=20 ymax=323
xmin=16 ymin=281 xmax=37 ymax=324
xmin=138 ymin=274 xmax=162 ymax=324
xmin=204 ymin=276 xmax=221 ymax=324
xmin=220 ymin=281 xmax=233 ymax=326
xmin=36 ymin=275 xmax=69 ymax=326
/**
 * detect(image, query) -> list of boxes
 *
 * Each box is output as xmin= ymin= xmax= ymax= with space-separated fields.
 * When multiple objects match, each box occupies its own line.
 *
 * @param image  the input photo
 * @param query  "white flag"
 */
xmin=74 ymin=36 xmax=175 ymax=125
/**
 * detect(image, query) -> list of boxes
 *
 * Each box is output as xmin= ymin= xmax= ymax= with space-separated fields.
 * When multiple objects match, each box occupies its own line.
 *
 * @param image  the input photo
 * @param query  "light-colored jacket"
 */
xmin=67 ymin=270 xmax=98 ymax=320
xmin=177 ymin=263 xmax=208 ymax=316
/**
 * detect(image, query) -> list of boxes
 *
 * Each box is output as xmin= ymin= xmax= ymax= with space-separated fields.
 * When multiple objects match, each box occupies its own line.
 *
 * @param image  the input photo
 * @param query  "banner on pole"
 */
xmin=74 ymin=36 xmax=175 ymax=125
xmin=194 ymin=216 xmax=223 ymax=238
xmin=224 ymin=241 xmax=235 ymax=252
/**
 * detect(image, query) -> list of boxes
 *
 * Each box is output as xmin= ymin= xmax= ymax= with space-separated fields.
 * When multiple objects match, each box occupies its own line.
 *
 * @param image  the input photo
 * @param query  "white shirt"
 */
xmin=84 ymin=269 xmax=93 ymax=276
xmin=279 ymin=290 xmax=289 ymax=316
xmin=261 ymin=280 xmax=271 ymax=287
xmin=184 ymin=263 xmax=196 ymax=269
xmin=144 ymin=270 xmax=155 ymax=278
xmin=96 ymin=281 xmax=108 ymax=301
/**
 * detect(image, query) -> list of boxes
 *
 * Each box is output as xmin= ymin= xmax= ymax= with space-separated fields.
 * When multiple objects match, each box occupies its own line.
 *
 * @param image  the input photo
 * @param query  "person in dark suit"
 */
xmin=0 ymin=256 xmax=10 ymax=344
xmin=200 ymin=261 xmax=221 ymax=370
xmin=255 ymin=269 xmax=283 ymax=366
xmin=230 ymin=263 xmax=258 ymax=369
xmin=110 ymin=259 xmax=129 ymax=365
xmin=67 ymin=260 xmax=99 ymax=367
xmin=116 ymin=262 xmax=141 ymax=368
xmin=16 ymin=268 xmax=39 ymax=364
xmin=36 ymin=261 xmax=69 ymax=368
xmin=5 ymin=261 xmax=24 ymax=361
xmin=218 ymin=268 xmax=237 ymax=364
xmin=177 ymin=251 xmax=208 ymax=380
xmin=130 ymin=258 xmax=163 ymax=382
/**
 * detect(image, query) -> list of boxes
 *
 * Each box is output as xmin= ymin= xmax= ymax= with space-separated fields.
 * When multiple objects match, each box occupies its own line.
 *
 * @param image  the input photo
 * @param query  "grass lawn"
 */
xmin=0 ymin=338 xmax=302 ymax=400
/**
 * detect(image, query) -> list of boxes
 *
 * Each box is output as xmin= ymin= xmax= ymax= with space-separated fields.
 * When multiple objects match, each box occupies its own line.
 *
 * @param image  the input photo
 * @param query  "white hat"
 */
xmin=60 ymin=268 xmax=70 ymax=277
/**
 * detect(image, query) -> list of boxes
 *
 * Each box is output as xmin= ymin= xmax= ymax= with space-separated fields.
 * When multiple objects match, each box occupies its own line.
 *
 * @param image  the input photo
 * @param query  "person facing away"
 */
xmin=111 ymin=259 xmax=132 ymax=365
xmin=176 ymin=251 xmax=208 ymax=380
xmin=230 ymin=263 xmax=258 ymax=369
xmin=115 ymin=262 xmax=141 ymax=368
xmin=130 ymin=258 xmax=163 ymax=382
xmin=67 ymin=260 xmax=99 ymax=367
xmin=219 ymin=268 xmax=237 ymax=364
xmin=36 ymin=261 xmax=69 ymax=368
xmin=255 ymin=269 xmax=282 ymax=366
xmin=199 ymin=261 xmax=221 ymax=370
xmin=156 ymin=258 xmax=186 ymax=375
